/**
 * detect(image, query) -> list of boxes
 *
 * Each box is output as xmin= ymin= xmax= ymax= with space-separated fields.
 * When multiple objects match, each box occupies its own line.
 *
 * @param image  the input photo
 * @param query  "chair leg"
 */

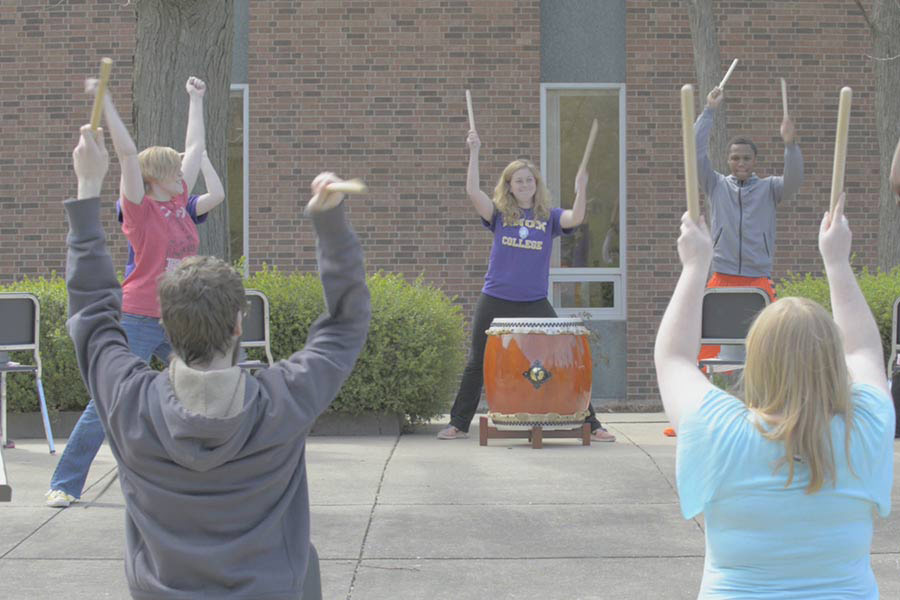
xmin=36 ymin=377 xmax=55 ymax=454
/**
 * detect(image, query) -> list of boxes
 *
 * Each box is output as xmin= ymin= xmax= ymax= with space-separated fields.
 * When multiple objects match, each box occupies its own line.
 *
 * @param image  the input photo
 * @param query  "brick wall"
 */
xmin=0 ymin=0 xmax=135 ymax=280
xmin=625 ymin=1 xmax=880 ymax=405
xmin=246 ymin=0 xmax=541 ymax=323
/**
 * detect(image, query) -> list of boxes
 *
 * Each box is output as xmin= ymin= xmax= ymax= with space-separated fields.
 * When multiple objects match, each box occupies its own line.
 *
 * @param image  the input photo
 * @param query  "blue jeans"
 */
xmin=49 ymin=313 xmax=172 ymax=498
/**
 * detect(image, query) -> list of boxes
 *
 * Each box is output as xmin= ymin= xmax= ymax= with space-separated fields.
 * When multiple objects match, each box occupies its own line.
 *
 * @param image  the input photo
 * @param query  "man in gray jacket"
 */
xmin=695 ymin=86 xmax=803 ymax=364
xmin=66 ymin=123 xmax=370 ymax=599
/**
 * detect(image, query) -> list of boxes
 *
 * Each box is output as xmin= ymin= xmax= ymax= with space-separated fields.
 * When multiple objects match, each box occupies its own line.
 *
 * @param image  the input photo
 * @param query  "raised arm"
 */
xmin=193 ymin=151 xmax=225 ymax=215
xmin=466 ymin=130 xmax=494 ymax=222
xmin=181 ymin=76 xmax=206 ymax=193
xmin=88 ymin=79 xmax=144 ymax=205
xmin=67 ymin=125 xmax=149 ymax=418
xmin=891 ymin=135 xmax=900 ymax=199
xmin=772 ymin=116 xmax=803 ymax=204
xmin=560 ymin=168 xmax=588 ymax=228
xmin=820 ymin=193 xmax=888 ymax=395
xmin=694 ymin=88 xmax=724 ymax=196
xmin=654 ymin=212 xmax=718 ymax=431
xmin=261 ymin=173 xmax=372 ymax=427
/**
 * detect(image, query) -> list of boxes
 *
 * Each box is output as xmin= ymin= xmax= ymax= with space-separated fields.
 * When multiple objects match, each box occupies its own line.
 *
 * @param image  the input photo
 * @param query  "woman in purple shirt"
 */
xmin=437 ymin=129 xmax=613 ymax=442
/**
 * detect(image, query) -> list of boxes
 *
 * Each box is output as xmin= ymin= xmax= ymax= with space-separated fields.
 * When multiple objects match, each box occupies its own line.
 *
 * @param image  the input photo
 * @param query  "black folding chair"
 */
xmin=238 ymin=290 xmax=274 ymax=371
xmin=699 ymin=287 xmax=771 ymax=373
xmin=0 ymin=293 xmax=55 ymax=453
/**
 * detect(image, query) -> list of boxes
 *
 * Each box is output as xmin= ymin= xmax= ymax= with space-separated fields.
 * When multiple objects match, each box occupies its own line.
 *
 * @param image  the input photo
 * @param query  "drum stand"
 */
xmin=479 ymin=416 xmax=591 ymax=449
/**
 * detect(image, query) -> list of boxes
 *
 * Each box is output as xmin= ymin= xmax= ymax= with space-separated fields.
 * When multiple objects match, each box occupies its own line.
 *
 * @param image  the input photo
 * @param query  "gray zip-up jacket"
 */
xmin=64 ymin=196 xmax=370 ymax=599
xmin=695 ymin=106 xmax=803 ymax=277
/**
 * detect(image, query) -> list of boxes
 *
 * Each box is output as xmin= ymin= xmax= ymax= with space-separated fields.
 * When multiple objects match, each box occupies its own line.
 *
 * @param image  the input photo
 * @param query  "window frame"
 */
xmin=230 ymin=83 xmax=250 ymax=277
xmin=540 ymin=83 xmax=627 ymax=320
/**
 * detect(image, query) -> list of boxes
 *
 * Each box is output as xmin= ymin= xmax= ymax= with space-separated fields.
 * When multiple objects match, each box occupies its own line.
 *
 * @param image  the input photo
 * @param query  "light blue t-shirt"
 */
xmin=677 ymin=384 xmax=895 ymax=599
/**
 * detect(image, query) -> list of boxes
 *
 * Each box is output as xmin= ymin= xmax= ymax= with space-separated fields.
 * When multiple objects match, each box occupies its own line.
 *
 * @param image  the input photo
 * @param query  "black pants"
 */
xmin=448 ymin=293 xmax=603 ymax=433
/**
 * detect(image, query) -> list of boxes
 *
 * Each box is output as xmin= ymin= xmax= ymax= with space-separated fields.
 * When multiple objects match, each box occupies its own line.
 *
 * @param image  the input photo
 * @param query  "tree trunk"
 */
xmin=872 ymin=0 xmax=900 ymax=271
xmin=133 ymin=0 xmax=234 ymax=260
xmin=685 ymin=0 xmax=729 ymax=175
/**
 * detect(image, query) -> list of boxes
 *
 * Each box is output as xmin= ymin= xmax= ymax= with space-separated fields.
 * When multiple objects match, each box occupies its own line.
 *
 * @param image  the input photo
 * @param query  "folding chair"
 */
xmin=699 ymin=287 xmax=771 ymax=374
xmin=888 ymin=296 xmax=900 ymax=380
xmin=0 ymin=293 xmax=55 ymax=453
xmin=238 ymin=290 xmax=274 ymax=370
xmin=0 ymin=445 xmax=10 ymax=501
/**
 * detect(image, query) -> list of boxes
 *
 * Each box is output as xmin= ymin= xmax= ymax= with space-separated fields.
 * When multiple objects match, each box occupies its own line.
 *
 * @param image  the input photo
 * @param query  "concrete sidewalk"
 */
xmin=1 ymin=414 xmax=898 ymax=599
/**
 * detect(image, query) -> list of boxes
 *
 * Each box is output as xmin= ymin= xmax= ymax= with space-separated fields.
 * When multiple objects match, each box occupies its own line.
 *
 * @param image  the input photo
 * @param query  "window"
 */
xmin=541 ymin=84 xmax=626 ymax=319
xmin=229 ymin=84 xmax=250 ymax=275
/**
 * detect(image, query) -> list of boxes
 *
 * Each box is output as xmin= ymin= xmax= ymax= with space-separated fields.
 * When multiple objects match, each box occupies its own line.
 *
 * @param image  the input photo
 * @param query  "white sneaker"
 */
xmin=45 ymin=489 xmax=77 ymax=508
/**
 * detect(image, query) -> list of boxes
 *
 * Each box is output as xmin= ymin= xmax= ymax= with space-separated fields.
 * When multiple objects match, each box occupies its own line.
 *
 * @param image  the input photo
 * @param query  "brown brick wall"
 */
xmin=1 ymin=0 xmax=135 ymax=280
xmin=2 ymin=1 xmax=887 ymax=409
xmin=246 ymin=0 xmax=541 ymax=322
xmin=626 ymin=1 xmax=880 ymax=405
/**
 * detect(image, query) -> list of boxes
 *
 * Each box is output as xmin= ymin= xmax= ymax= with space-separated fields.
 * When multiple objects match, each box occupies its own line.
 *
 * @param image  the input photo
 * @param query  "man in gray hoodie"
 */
xmin=66 ymin=123 xmax=371 ymax=599
xmin=694 ymin=86 xmax=803 ymax=365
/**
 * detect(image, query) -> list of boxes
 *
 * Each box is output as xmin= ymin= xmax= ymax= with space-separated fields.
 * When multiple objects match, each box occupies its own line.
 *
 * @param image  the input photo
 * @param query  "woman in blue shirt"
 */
xmin=654 ymin=193 xmax=894 ymax=599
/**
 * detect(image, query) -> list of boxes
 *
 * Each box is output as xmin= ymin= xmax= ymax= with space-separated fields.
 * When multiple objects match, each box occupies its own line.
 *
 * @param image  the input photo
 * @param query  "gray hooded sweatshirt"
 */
xmin=694 ymin=106 xmax=803 ymax=278
xmin=63 ymin=197 xmax=370 ymax=599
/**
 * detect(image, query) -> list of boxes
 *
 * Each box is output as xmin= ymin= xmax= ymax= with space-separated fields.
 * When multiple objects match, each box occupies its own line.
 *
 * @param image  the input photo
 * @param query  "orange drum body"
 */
xmin=483 ymin=318 xmax=592 ymax=426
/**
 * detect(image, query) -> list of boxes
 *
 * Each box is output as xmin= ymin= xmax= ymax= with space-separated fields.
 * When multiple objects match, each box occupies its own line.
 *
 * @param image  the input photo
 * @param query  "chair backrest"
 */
xmin=701 ymin=287 xmax=771 ymax=345
xmin=0 ymin=293 xmax=38 ymax=349
xmin=888 ymin=296 xmax=900 ymax=377
xmin=240 ymin=290 xmax=273 ymax=366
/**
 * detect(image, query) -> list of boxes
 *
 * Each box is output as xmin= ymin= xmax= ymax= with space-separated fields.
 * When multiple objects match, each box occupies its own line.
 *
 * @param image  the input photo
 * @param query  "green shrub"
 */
xmin=777 ymin=266 xmax=900 ymax=365
xmin=3 ymin=267 xmax=466 ymax=424
xmin=247 ymin=267 xmax=466 ymax=423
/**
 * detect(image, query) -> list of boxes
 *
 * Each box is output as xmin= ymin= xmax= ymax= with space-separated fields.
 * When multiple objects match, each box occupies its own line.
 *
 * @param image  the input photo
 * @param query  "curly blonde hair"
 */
xmin=492 ymin=159 xmax=553 ymax=226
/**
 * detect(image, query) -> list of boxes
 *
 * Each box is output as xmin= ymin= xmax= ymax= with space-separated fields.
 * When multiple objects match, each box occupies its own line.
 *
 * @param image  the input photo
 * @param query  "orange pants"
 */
xmin=697 ymin=273 xmax=777 ymax=364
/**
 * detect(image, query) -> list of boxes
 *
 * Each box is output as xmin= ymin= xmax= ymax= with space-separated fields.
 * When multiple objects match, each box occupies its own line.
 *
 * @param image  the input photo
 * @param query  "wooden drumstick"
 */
xmin=90 ymin=58 xmax=113 ymax=131
xmin=578 ymin=119 xmax=599 ymax=174
xmin=681 ymin=85 xmax=700 ymax=222
xmin=780 ymin=78 xmax=788 ymax=120
xmin=830 ymin=87 xmax=852 ymax=215
xmin=718 ymin=58 xmax=738 ymax=90
xmin=326 ymin=178 xmax=368 ymax=194
xmin=465 ymin=89 xmax=475 ymax=131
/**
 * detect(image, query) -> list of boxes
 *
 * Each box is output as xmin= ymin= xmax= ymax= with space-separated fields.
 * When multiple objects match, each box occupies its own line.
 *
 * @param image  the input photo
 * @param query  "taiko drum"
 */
xmin=483 ymin=318 xmax=592 ymax=426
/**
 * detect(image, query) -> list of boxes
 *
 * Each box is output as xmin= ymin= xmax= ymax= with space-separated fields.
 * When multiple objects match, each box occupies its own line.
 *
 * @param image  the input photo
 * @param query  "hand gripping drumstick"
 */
xmin=718 ymin=58 xmax=739 ymax=90
xmin=829 ymin=87 xmax=852 ymax=216
xmin=465 ymin=89 xmax=475 ymax=131
xmin=579 ymin=119 xmax=599 ymax=174
xmin=326 ymin=178 xmax=368 ymax=194
xmin=681 ymin=85 xmax=701 ymax=222
xmin=780 ymin=78 xmax=788 ymax=121
xmin=90 ymin=58 xmax=113 ymax=131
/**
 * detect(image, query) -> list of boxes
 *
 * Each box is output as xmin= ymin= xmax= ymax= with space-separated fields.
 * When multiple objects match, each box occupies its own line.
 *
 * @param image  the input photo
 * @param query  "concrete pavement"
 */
xmin=1 ymin=414 xmax=899 ymax=599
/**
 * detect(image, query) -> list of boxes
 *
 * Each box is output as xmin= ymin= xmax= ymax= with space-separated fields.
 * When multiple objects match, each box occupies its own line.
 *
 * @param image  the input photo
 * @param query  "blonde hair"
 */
xmin=492 ymin=160 xmax=553 ymax=225
xmin=137 ymin=146 xmax=181 ymax=184
xmin=741 ymin=297 xmax=853 ymax=494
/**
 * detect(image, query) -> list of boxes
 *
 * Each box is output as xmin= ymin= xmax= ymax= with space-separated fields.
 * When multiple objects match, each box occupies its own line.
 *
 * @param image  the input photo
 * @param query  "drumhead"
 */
xmin=486 ymin=317 xmax=589 ymax=335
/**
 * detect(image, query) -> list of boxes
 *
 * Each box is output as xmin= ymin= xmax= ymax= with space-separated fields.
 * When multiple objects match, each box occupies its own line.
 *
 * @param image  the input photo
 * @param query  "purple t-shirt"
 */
xmin=116 ymin=196 xmax=206 ymax=278
xmin=481 ymin=207 xmax=571 ymax=302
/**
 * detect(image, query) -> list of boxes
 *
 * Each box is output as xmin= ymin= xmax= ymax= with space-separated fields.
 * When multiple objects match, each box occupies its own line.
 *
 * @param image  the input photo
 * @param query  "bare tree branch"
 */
xmin=854 ymin=0 xmax=876 ymax=31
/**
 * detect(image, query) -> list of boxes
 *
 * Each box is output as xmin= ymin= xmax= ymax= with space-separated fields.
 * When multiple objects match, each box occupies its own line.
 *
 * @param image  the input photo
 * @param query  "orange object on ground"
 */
xmin=697 ymin=273 xmax=777 ymax=364
xmin=663 ymin=427 xmax=677 ymax=437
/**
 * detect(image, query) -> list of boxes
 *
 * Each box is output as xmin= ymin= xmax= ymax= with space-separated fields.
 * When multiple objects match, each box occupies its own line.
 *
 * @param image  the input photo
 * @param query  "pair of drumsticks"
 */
xmin=467 ymin=90 xmax=600 ymax=178
xmin=680 ymin=58 xmax=850 ymax=221
xmin=87 ymin=58 xmax=369 ymax=196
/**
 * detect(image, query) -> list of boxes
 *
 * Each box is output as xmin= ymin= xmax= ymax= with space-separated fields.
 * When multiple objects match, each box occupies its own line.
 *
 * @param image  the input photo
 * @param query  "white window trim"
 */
xmin=230 ymin=83 xmax=250 ymax=277
xmin=540 ymin=83 xmax=627 ymax=321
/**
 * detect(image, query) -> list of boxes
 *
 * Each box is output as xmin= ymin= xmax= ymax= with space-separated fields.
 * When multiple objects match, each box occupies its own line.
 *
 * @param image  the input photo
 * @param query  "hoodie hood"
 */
xmin=149 ymin=360 xmax=255 ymax=472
